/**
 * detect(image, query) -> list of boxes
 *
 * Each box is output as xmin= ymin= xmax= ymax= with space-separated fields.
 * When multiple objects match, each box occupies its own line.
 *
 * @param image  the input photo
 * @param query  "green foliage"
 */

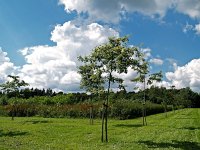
xmin=78 ymin=36 xmax=143 ymax=95
xmin=131 ymin=52 xmax=149 ymax=83
xmin=78 ymin=36 xmax=146 ymax=142
xmin=0 ymin=100 xmax=173 ymax=119
xmin=0 ymin=95 xmax=8 ymax=105
xmin=147 ymin=71 xmax=163 ymax=85
xmin=0 ymin=85 xmax=199 ymax=119
xmin=0 ymin=105 xmax=7 ymax=116
xmin=110 ymin=100 xmax=171 ymax=120
xmin=0 ymin=86 xmax=199 ymax=108
xmin=78 ymin=62 xmax=104 ymax=94
xmin=0 ymin=75 xmax=29 ymax=95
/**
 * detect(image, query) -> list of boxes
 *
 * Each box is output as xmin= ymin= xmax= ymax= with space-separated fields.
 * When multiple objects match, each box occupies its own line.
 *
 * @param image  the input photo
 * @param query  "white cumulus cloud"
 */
xmin=0 ymin=48 xmax=16 ymax=83
xmin=59 ymin=0 xmax=200 ymax=23
xmin=18 ymin=21 xmax=118 ymax=92
xmin=59 ymin=0 xmax=173 ymax=23
xmin=166 ymin=59 xmax=200 ymax=92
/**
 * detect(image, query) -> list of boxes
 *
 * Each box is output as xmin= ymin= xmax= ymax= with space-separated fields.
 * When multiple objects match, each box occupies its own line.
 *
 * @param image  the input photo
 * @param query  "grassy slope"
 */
xmin=0 ymin=108 xmax=200 ymax=150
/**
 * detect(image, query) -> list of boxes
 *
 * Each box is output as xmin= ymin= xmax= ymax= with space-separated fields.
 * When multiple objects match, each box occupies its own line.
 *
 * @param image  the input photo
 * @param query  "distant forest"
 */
xmin=0 ymin=86 xmax=199 ymax=108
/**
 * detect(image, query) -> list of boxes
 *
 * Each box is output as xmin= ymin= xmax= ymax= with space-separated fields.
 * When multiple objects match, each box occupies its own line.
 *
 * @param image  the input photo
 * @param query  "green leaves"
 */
xmin=0 ymin=75 xmax=29 ymax=94
xmin=78 ymin=36 xmax=143 ymax=94
xmin=132 ymin=52 xmax=163 ymax=88
xmin=78 ymin=63 xmax=104 ymax=94
xmin=147 ymin=71 xmax=163 ymax=85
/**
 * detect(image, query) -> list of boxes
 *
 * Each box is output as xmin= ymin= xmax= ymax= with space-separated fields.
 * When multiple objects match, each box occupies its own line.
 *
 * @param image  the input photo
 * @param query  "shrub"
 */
xmin=0 ymin=100 xmax=175 ymax=119
xmin=0 ymin=106 xmax=8 ymax=116
xmin=110 ymin=100 xmax=170 ymax=120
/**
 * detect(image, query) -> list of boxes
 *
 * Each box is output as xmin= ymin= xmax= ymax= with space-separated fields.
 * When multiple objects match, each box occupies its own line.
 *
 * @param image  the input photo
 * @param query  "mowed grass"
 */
xmin=0 ymin=108 xmax=200 ymax=150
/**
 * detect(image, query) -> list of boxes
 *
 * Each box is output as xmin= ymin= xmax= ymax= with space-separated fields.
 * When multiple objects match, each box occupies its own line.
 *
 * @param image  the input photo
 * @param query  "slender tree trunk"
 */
xmin=105 ymin=105 xmax=108 ymax=142
xmin=142 ymin=104 xmax=145 ymax=126
xmin=89 ymin=96 xmax=94 ymax=125
xmin=12 ymin=110 xmax=14 ymax=120
xmin=142 ymin=104 xmax=147 ymax=125
xmin=102 ymin=74 xmax=111 ymax=142
xmin=101 ymin=106 xmax=105 ymax=142
xmin=102 ymin=51 xmax=113 ymax=142
xmin=105 ymin=74 xmax=111 ymax=142
xmin=89 ymin=106 xmax=93 ymax=125
xmin=11 ymin=104 xmax=14 ymax=120
xmin=165 ymin=104 xmax=167 ymax=118
xmin=91 ymin=106 xmax=94 ymax=125
xmin=143 ymin=77 xmax=147 ymax=125
xmin=172 ymin=104 xmax=175 ymax=114
xmin=144 ymin=105 xmax=147 ymax=125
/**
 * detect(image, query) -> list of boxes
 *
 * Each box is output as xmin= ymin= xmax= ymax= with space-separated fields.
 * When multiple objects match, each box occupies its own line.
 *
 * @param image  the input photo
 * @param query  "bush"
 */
xmin=0 ymin=106 xmax=8 ymax=116
xmin=4 ymin=104 xmax=37 ymax=117
xmin=110 ymin=100 xmax=170 ymax=120
xmin=0 ymin=100 xmax=174 ymax=119
xmin=0 ymin=95 xmax=8 ymax=105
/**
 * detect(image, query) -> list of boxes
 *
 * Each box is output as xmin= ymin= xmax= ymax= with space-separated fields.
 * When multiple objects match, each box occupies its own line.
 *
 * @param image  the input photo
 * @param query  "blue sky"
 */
xmin=0 ymin=0 xmax=75 ymax=65
xmin=0 ymin=0 xmax=200 ymax=92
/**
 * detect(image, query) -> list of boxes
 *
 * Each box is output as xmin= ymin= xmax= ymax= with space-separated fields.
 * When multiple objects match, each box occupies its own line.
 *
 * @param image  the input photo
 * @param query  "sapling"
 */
xmin=0 ymin=75 xmax=29 ymax=120
xmin=78 ymin=36 xmax=143 ymax=142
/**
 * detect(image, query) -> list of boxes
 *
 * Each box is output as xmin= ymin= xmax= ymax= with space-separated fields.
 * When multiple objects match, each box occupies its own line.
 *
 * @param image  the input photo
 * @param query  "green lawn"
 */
xmin=0 ymin=108 xmax=200 ymax=150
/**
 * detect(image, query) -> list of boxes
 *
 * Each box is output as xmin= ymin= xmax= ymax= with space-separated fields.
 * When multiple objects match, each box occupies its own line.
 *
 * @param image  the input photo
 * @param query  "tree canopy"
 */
xmin=0 ymin=75 xmax=29 ymax=95
xmin=78 ymin=36 xmax=145 ymax=94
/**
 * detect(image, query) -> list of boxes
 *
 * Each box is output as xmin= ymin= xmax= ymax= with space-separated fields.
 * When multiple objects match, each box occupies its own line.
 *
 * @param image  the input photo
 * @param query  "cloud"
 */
xmin=59 ymin=0 xmax=173 ymax=23
xmin=121 ymin=0 xmax=173 ymax=18
xmin=175 ymin=0 xmax=200 ymax=19
xmin=182 ymin=22 xmax=200 ymax=35
xmin=183 ymin=23 xmax=200 ymax=35
xmin=18 ymin=21 xmax=118 ymax=92
xmin=194 ymin=23 xmax=200 ymax=35
xmin=50 ymin=22 xmax=118 ymax=60
xmin=150 ymin=58 xmax=163 ymax=65
xmin=141 ymin=48 xmax=152 ymax=59
xmin=166 ymin=58 xmax=178 ymax=70
xmin=59 ymin=0 xmax=200 ymax=23
xmin=183 ymin=22 xmax=193 ymax=33
xmin=0 ymin=48 xmax=16 ymax=83
xmin=59 ymin=0 xmax=122 ymax=23
xmin=166 ymin=59 xmax=200 ymax=92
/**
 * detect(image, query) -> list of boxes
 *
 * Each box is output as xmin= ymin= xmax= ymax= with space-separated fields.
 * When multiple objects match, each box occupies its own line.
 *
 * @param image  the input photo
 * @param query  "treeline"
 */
xmin=0 ymin=86 xmax=199 ymax=119
xmin=0 ymin=88 xmax=90 ymax=105
xmin=114 ymin=86 xmax=200 ymax=108
xmin=0 ymin=86 xmax=199 ymax=107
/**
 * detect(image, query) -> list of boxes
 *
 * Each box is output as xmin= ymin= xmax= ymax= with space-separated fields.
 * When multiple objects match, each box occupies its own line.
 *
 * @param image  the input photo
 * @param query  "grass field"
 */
xmin=0 ymin=108 xmax=200 ymax=150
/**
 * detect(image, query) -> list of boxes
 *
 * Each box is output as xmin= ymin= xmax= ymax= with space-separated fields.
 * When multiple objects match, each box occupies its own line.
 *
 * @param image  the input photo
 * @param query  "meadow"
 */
xmin=0 ymin=108 xmax=200 ymax=150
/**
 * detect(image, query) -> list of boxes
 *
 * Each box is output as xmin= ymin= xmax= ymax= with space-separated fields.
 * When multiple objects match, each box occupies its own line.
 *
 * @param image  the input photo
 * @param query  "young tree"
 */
xmin=132 ymin=52 xmax=149 ymax=125
xmin=132 ymin=55 xmax=163 ymax=125
xmin=0 ymin=75 xmax=29 ymax=120
xmin=78 ymin=61 xmax=104 ymax=124
xmin=78 ymin=36 xmax=142 ymax=142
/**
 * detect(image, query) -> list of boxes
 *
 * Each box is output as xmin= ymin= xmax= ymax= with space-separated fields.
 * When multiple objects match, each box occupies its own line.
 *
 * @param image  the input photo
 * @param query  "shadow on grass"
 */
xmin=178 ymin=127 xmax=200 ymax=130
xmin=0 ymin=130 xmax=28 ymax=137
xmin=175 ymin=117 xmax=198 ymax=119
xmin=114 ymin=124 xmax=143 ymax=128
xmin=24 ymin=120 xmax=52 ymax=124
xmin=138 ymin=140 xmax=200 ymax=150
